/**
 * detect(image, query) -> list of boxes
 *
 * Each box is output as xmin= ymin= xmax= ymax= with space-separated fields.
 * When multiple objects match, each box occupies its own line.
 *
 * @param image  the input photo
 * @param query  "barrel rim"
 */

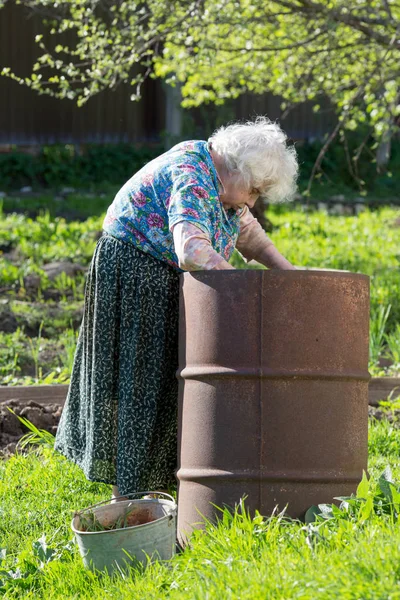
xmin=181 ymin=270 xmax=369 ymax=282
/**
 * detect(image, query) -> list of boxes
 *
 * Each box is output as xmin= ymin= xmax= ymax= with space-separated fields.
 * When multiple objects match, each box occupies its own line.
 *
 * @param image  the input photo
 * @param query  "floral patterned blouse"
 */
xmin=103 ymin=140 xmax=242 ymax=270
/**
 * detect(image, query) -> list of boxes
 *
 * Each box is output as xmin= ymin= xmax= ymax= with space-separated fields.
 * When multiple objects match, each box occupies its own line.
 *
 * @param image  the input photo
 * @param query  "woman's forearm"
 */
xmin=235 ymin=207 xmax=294 ymax=270
xmin=182 ymin=243 xmax=235 ymax=271
xmin=255 ymin=243 xmax=296 ymax=270
xmin=172 ymin=221 xmax=235 ymax=271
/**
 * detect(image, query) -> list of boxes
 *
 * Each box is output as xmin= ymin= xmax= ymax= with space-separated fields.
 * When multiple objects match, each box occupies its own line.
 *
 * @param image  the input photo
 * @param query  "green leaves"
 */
xmin=305 ymin=466 xmax=400 ymax=528
xmin=32 ymin=535 xmax=59 ymax=567
xmin=369 ymin=304 xmax=392 ymax=369
xmin=0 ymin=0 xmax=398 ymax=148
xmin=356 ymin=470 xmax=371 ymax=500
xmin=8 ymin=408 xmax=56 ymax=449
xmin=377 ymin=466 xmax=399 ymax=504
xmin=0 ymin=535 xmax=74 ymax=593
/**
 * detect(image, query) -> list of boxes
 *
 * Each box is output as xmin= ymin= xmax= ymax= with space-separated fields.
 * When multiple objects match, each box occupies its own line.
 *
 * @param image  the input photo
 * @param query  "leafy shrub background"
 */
xmin=1 ymin=135 xmax=400 ymax=201
xmin=0 ymin=144 xmax=162 ymax=190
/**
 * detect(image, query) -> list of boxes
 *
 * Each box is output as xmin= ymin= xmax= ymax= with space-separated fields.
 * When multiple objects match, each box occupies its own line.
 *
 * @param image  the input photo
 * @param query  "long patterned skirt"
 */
xmin=55 ymin=233 xmax=181 ymax=495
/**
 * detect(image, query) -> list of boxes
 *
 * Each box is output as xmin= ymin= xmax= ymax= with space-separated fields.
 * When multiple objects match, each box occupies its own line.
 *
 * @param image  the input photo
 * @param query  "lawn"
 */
xmin=0 ymin=202 xmax=400 ymax=597
xmin=0 ymin=417 xmax=399 ymax=598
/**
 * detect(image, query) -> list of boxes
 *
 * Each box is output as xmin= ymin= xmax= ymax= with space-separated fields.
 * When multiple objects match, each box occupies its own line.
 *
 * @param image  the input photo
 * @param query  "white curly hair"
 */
xmin=208 ymin=116 xmax=298 ymax=203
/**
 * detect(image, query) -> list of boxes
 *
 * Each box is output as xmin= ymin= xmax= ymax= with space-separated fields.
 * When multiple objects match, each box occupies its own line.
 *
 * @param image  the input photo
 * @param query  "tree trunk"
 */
xmin=250 ymin=200 xmax=274 ymax=232
xmin=376 ymin=118 xmax=395 ymax=172
xmin=164 ymin=82 xmax=183 ymax=150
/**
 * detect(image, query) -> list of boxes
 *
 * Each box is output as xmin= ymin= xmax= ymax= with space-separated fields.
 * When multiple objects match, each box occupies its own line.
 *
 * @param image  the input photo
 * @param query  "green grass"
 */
xmin=0 ymin=417 xmax=399 ymax=598
xmin=1 ymin=191 xmax=116 ymax=221
xmin=0 ymin=328 xmax=74 ymax=386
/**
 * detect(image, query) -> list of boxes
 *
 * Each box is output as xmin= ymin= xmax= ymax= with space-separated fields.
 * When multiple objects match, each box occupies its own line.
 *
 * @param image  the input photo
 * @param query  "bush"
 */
xmin=1 ymin=135 xmax=400 ymax=203
xmin=295 ymin=132 xmax=400 ymax=201
xmin=0 ymin=144 xmax=162 ymax=190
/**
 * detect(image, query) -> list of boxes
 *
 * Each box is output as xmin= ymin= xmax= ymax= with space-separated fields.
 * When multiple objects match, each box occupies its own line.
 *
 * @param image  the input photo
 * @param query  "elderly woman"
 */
xmin=55 ymin=116 xmax=298 ymax=499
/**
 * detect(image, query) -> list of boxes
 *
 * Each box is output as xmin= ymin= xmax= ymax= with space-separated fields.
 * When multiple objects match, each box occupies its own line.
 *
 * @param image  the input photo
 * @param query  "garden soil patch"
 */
xmin=368 ymin=405 xmax=400 ymax=426
xmin=0 ymin=398 xmax=62 ymax=455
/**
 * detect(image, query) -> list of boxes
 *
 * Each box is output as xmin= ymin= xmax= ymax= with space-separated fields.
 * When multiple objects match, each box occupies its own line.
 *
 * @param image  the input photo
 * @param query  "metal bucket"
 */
xmin=71 ymin=492 xmax=177 ymax=573
xmin=177 ymin=270 xmax=370 ymax=541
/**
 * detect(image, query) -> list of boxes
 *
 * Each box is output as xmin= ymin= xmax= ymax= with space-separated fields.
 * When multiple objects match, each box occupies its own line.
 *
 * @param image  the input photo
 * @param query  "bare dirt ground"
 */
xmin=0 ymin=398 xmax=62 ymax=456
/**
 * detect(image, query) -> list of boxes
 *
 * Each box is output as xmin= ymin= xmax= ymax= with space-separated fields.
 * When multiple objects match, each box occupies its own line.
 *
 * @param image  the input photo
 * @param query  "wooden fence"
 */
xmin=0 ymin=2 xmax=336 ymax=146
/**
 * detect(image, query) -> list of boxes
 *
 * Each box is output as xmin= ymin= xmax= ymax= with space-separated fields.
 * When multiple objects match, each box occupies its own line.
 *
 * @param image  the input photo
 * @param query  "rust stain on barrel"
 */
xmin=177 ymin=270 xmax=370 ymax=541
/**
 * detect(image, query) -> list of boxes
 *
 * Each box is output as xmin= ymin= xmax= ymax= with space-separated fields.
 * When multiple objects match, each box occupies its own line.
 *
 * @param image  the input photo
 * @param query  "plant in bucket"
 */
xmin=71 ymin=492 xmax=177 ymax=574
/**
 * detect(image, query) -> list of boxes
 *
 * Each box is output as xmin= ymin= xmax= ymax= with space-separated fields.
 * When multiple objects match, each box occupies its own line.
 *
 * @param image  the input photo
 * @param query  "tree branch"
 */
xmin=188 ymin=29 xmax=327 ymax=53
xmin=306 ymin=120 xmax=342 ymax=197
xmin=353 ymin=129 xmax=373 ymax=183
xmin=383 ymin=0 xmax=393 ymax=19
xmin=295 ymin=0 xmax=399 ymax=48
xmin=270 ymin=0 xmax=399 ymax=48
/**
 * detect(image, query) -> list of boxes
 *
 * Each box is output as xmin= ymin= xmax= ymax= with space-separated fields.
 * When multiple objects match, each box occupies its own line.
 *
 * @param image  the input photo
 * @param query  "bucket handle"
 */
xmin=75 ymin=491 xmax=176 ymax=514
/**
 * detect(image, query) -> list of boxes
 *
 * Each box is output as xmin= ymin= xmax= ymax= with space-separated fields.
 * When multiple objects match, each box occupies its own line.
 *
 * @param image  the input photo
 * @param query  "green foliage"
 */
xmin=0 ymin=328 xmax=25 ymax=379
xmin=156 ymin=1 xmax=400 ymax=144
xmin=2 ymin=137 xmax=400 ymax=199
xmin=0 ymin=211 xmax=102 ymax=268
xmin=0 ymin=153 xmax=38 ymax=190
xmin=368 ymin=417 xmax=400 ymax=458
xmin=305 ymin=466 xmax=400 ymax=525
xmin=2 ymin=0 xmax=398 ymax=153
xmin=0 ymin=329 xmax=74 ymax=386
xmin=0 ymin=328 xmax=73 ymax=386
xmin=0 ymin=144 xmax=161 ymax=190
xmin=369 ymin=304 xmax=391 ymax=367
xmin=10 ymin=300 xmax=83 ymax=338
xmin=385 ymin=324 xmax=400 ymax=369
xmin=296 ymin=133 xmax=400 ymax=198
xmin=0 ymin=535 xmax=74 ymax=594
xmin=8 ymin=408 xmax=56 ymax=450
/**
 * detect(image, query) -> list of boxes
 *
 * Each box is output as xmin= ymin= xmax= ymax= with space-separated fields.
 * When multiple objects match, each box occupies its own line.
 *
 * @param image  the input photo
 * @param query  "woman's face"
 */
xmin=209 ymin=146 xmax=262 ymax=211
xmin=219 ymin=176 xmax=261 ymax=211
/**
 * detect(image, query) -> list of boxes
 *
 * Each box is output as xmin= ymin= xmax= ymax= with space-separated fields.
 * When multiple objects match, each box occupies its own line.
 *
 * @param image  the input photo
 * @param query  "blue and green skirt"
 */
xmin=55 ymin=233 xmax=180 ymax=495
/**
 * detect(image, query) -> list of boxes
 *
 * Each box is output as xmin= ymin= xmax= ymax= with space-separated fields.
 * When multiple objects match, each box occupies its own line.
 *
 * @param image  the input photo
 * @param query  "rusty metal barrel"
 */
xmin=176 ymin=270 xmax=370 ymax=539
